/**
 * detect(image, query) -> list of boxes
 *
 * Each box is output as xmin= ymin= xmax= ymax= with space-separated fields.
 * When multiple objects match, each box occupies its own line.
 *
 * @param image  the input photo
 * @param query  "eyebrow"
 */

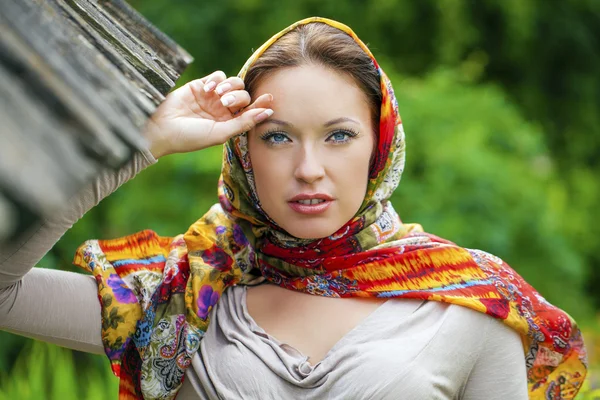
xmin=256 ymin=117 xmax=360 ymax=128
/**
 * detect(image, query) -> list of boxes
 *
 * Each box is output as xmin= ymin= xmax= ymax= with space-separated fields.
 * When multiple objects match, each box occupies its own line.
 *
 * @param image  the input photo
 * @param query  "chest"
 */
xmin=193 ymin=286 xmax=482 ymax=400
xmin=245 ymin=283 xmax=387 ymax=365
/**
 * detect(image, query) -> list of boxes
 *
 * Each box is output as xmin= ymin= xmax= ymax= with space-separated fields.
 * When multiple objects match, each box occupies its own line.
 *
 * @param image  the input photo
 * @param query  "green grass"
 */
xmin=0 ymin=342 xmax=118 ymax=400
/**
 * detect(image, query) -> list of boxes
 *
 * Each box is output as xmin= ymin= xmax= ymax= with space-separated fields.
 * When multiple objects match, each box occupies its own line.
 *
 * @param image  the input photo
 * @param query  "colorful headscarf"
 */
xmin=73 ymin=17 xmax=587 ymax=400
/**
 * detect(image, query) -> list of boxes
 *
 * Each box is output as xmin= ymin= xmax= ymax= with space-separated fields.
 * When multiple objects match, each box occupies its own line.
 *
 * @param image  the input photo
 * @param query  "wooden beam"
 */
xmin=0 ymin=0 xmax=192 ymax=246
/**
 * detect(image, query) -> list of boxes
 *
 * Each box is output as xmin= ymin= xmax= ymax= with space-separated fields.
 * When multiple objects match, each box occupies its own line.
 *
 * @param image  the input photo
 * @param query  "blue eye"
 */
xmin=327 ymin=129 xmax=359 ymax=143
xmin=270 ymin=133 xmax=288 ymax=143
xmin=260 ymin=131 xmax=291 ymax=145
xmin=331 ymin=132 xmax=349 ymax=142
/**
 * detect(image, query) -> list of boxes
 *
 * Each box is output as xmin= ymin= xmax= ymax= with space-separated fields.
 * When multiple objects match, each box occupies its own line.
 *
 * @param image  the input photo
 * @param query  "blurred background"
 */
xmin=1 ymin=0 xmax=599 ymax=398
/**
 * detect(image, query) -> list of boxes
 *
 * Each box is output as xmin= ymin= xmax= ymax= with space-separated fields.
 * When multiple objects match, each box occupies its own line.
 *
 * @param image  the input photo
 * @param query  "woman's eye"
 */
xmin=260 ymin=132 xmax=291 ymax=145
xmin=327 ymin=130 xmax=358 ymax=143
xmin=270 ymin=133 xmax=288 ymax=143
xmin=331 ymin=132 xmax=348 ymax=142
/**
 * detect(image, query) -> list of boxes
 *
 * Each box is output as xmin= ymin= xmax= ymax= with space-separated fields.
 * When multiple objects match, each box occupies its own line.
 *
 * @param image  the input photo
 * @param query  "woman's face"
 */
xmin=248 ymin=64 xmax=375 ymax=239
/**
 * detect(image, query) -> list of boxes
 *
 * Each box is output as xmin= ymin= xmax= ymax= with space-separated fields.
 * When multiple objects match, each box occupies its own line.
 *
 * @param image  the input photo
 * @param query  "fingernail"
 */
xmin=204 ymin=81 xmax=216 ymax=92
xmin=254 ymin=109 xmax=274 ymax=122
xmin=221 ymin=95 xmax=235 ymax=107
xmin=215 ymin=83 xmax=231 ymax=95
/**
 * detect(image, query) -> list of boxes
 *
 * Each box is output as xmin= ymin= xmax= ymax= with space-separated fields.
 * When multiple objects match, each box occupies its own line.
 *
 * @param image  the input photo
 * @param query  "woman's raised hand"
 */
xmin=144 ymin=71 xmax=274 ymax=159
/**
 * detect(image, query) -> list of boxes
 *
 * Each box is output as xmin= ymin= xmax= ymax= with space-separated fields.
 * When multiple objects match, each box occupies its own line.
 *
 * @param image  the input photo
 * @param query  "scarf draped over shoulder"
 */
xmin=73 ymin=17 xmax=587 ymax=400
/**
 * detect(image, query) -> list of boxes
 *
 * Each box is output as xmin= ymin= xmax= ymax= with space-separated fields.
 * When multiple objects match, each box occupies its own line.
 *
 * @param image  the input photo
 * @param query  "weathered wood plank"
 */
xmin=0 ymin=0 xmax=192 ymax=246
xmin=99 ymin=0 xmax=192 ymax=76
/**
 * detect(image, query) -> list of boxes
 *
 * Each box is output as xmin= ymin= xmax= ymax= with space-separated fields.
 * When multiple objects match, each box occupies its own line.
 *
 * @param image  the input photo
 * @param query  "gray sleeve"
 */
xmin=461 ymin=315 xmax=529 ymax=399
xmin=0 ymin=148 xmax=157 ymax=354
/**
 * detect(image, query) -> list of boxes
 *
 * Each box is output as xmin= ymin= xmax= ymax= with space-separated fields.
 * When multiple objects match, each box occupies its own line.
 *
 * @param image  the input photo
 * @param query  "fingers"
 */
xmin=213 ymin=108 xmax=274 ymax=142
xmin=201 ymin=74 xmax=249 ymax=113
xmin=219 ymin=89 xmax=251 ymax=111
xmin=200 ymin=72 xmax=275 ymax=113
xmin=215 ymin=77 xmax=244 ymax=95
xmin=212 ymin=77 xmax=273 ymax=114
xmin=201 ymin=71 xmax=227 ymax=92
xmin=227 ymin=93 xmax=274 ymax=117
xmin=244 ymin=93 xmax=274 ymax=112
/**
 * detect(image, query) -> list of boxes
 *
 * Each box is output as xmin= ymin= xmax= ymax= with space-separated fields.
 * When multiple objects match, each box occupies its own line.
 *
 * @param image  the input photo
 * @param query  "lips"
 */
xmin=288 ymin=193 xmax=334 ymax=215
xmin=296 ymin=198 xmax=326 ymax=205
xmin=289 ymin=193 xmax=334 ymax=202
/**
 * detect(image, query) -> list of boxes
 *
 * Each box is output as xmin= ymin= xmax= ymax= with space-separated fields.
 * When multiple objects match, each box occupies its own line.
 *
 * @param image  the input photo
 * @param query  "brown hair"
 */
xmin=244 ymin=22 xmax=382 ymax=136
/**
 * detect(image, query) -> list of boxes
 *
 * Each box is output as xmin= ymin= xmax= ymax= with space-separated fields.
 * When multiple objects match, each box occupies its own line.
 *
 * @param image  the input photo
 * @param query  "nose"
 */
xmin=294 ymin=145 xmax=325 ymax=184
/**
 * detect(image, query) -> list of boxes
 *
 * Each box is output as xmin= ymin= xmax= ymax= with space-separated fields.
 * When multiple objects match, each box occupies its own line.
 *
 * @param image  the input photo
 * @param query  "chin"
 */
xmin=283 ymin=221 xmax=343 ymax=240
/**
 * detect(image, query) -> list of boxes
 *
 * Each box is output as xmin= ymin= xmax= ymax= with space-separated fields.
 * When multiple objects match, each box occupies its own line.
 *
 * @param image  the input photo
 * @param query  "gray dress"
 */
xmin=0 ymin=149 xmax=528 ymax=399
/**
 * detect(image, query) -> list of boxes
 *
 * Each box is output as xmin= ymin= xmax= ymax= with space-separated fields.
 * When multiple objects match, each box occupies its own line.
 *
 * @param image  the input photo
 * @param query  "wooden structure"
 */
xmin=0 ymin=0 xmax=192 ymax=246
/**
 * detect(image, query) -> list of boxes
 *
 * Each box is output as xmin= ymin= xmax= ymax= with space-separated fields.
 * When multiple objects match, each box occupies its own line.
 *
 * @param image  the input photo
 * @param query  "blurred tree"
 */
xmin=393 ymin=68 xmax=591 ymax=317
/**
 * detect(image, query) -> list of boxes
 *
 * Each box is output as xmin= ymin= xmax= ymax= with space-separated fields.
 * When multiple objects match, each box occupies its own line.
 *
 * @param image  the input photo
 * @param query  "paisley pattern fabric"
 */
xmin=73 ymin=17 xmax=587 ymax=400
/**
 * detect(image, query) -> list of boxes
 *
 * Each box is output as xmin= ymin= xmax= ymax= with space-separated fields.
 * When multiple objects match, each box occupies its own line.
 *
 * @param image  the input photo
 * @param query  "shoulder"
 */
xmin=381 ymin=299 xmax=522 ymax=359
xmin=371 ymin=299 xmax=525 ymax=395
xmin=421 ymin=302 xmax=527 ymax=398
xmin=458 ymin=307 xmax=528 ymax=398
xmin=402 ymin=299 xmax=495 ymax=333
xmin=436 ymin=302 xmax=523 ymax=351
xmin=378 ymin=299 xmax=496 ymax=357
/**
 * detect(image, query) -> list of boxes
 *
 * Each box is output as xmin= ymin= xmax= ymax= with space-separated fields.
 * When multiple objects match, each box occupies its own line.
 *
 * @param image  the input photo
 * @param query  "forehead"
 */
xmin=253 ymin=64 xmax=371 ymax=126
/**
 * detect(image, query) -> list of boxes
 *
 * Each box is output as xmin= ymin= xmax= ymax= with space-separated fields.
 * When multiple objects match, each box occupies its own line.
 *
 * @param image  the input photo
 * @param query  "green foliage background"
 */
xmin=2 ymin=0 xmax=599 ymax=398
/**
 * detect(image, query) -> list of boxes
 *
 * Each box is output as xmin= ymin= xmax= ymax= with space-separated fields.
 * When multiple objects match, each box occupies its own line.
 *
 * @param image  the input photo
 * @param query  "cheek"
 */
xmin=329 ymin=143 xmax=373 ymax=204
xmin=248 ymin=142 xmax=287 ymax=202
xmin=253 ymin=159 xmax=277 ymax=192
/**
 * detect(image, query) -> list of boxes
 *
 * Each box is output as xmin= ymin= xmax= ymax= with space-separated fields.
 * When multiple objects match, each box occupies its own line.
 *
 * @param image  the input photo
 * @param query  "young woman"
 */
xmin=0 ymin=17 xmax=587 ymax=400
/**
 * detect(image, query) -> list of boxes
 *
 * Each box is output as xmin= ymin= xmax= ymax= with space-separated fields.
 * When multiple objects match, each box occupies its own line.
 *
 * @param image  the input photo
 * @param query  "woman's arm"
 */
xmin=0 ymin=69 xmax=274 ymax=354
xmin=0 ymin=149 xmax=156 ymax=354
xmin=460 ymin=316 xmax=529 ymax=399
